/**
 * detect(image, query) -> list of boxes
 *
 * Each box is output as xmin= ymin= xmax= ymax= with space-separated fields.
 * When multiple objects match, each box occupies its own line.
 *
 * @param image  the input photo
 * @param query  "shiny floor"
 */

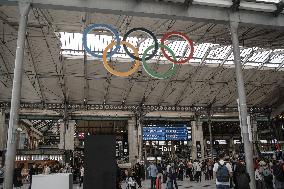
xmin=8 ymin=178 xmax=216 ymax=189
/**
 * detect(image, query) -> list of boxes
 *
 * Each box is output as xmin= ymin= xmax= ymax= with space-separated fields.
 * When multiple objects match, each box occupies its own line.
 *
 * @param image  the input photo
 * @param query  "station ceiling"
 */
xmin=0 ymin=5 xmax=283 ymax=113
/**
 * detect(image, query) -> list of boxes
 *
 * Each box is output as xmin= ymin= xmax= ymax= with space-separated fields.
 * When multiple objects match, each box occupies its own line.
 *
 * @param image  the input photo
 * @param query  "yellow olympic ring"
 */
xmin=103 ymin=41 xmax=140 ymax=77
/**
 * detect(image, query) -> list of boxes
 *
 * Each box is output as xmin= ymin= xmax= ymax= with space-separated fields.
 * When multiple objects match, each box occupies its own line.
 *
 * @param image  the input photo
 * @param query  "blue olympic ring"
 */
xmin=82 ymin=23 xmax=120 ymax=59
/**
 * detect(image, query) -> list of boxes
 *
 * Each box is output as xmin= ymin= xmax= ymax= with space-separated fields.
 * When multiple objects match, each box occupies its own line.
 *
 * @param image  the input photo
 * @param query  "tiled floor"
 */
xmin=127 ymin=178 xmax=216 ymax=189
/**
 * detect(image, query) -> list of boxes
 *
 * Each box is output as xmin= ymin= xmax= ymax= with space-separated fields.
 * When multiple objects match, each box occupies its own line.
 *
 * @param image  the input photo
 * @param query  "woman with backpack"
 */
xmin=255 ymin=165 xmax=264 ymax=189
xmin=235 ymin=164 xmax=250 ymax=189
xmin=272 ymin=160 xmax=284 ymax=189
xmin=262 ymin=161 xmax=274 ymax=189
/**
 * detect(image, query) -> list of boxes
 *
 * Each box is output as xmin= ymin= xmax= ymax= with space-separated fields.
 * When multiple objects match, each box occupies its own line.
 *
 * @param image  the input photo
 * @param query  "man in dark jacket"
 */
xmin=13 ymin=163 xmax=24 ymax=188
xmin=28 ymin=164 xmax=37 ymax=189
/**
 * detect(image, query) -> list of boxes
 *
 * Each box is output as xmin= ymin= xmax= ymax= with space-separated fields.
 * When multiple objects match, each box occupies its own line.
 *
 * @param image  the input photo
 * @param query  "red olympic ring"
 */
xmin=160 ymin=31 xmax=194 ymax=64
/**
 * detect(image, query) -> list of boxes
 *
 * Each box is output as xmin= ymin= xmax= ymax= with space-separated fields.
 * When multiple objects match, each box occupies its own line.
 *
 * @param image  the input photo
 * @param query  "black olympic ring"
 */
xmin=122 ymin=27 xmax=159 ymax=61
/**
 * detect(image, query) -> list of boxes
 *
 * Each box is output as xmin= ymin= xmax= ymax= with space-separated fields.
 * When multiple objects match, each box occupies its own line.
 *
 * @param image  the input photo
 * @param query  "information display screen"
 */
xmin=143 ymin=124 xmax=188 ymax=141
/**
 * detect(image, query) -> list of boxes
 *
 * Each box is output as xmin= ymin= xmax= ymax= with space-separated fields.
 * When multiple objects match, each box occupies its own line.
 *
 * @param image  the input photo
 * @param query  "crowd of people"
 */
xmin=0 ymin=153 xmax=283 ymax=189
xmin=124 ymin=153 xmax=284 ymax=189
xmin=0 ymin=162 xmax=85 ymax=189
xmin=144 ymin=158 xmax=215 ymax=189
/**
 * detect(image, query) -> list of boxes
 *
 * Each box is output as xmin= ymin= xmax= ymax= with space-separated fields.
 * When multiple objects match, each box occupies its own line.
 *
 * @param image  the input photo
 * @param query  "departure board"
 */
xmin=143 ymin=124 xmax=188 ymax=141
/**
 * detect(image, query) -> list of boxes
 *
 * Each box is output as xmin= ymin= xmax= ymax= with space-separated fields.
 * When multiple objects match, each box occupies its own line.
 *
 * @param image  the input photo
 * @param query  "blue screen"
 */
xmin=143 ymin=124 xmax=189 ymax=141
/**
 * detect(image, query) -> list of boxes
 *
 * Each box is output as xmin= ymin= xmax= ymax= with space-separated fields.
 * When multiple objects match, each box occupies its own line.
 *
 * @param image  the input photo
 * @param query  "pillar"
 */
xmin=203 ymin=138 xmax=208 ymax=158
xmin=18 ymin=132 xmax=26 ymax=150
xmin=137 ymin=117 xmax=143 ymax=162
xmin=208 ymin=120 xmax=214 ymax=160
xmin=128 ymin=117 xmax=138 ymax=165
xmin=3 ymin=3 xmax=30 ymax=189
xmin=228 ymin=138 xmax=235 ymax=156
xmin=251 ymin=117 xmax=258 ymax=156
xmin=59 ymin=120 xmax=75 ymax=150
xmin=230 ymin=19 xmax=256 ymax=189
xmin=191 ymin=119 xmax=204 ymax=160
xmin=0 ymin=111 xmax=7 ymax=151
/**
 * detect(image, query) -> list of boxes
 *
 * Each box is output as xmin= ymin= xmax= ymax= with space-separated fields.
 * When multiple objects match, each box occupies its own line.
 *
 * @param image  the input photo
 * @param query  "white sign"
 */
xmin=247 ymin=116 xmax=252 ymax=142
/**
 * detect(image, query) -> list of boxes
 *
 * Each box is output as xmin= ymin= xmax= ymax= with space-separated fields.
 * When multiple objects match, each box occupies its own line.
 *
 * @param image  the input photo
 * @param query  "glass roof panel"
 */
xmin=59 ymin=32 xmax=284 ymax=71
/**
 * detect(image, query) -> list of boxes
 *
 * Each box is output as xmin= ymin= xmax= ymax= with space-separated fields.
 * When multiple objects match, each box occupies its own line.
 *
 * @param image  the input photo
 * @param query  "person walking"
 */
xmin=13 ymin=163 xmax=24 ymax=188
xmin=134 ymin=163 xmax=142 ymax=188
xmin=187 ymin=160 xmax=194 ymax=181
xmin=147 ymin=162 xmax=158 ymax=189
xmin=79 ymin=165 xmax=84 ymax=187
xmin=156 ymin=174 xmax=162 ymax=189
xmin=194 ymin=160 xmax=202 ymax=182
xmin=235 ymin=164 xmax=250 ymax=189
xmin=262 ymin=161 xmax=274 ymax=189
xmin=28 ymin=164 xmax=37 ymax=189
xmin=208 ymin=160 xmax=214 ymax=180
xmin=43 ymin=164 xmax=50 ymax=175
xmin=272 ymin=160 xmax=284 ymax=189
xmin=255 ymin=165 xmax=264 ymax=189
xmin=213 ymin=153 xmax=233 ymax=189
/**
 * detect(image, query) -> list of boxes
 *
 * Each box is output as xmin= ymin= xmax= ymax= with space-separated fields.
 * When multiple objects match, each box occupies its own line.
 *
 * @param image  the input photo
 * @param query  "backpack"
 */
xmin=263 ymin=168 xmax=271 ymax=177
xmin=216 ymin=162 xmax=230 ymax=182
xmin=274 ymin=163 xmax=284 ymax=182
xmin=263 ymin=168 xmax=273 ymax=182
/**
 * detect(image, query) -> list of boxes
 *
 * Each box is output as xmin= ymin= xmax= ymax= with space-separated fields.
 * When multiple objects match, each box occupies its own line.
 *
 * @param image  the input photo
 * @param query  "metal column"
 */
xmin=230 ymin=21 xmax=256 ymax=189
xmin=3 ymin=2 xmax=30 ymax=189
xmin=208 ymin=117 xmax=214 ymax=160
xmin=138 ymin=117 xmax=143 ymax=161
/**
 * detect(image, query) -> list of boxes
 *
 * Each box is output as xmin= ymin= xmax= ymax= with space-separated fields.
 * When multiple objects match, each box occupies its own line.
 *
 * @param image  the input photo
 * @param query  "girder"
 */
xmin=1 ymin=0 xmax=284 ymax=28
xmin=0 ymin=102 xmax=272 ymax=115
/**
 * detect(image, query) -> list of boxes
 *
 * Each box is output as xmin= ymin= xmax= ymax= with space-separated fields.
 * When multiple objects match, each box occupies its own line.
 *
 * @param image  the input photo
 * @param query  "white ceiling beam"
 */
xmin=200 ymin=45 xmax=221 ymax=65
xmin=193 ymin=0 xmax=232 ymax=8
xmin=2 ymin=0 xmax=284 ymax=28
xmin=276 ymin=59 xmax=284 ymax=70
xmin=220 ymin=47 xmax=233 ymax=66
xmin=239 ymin=1 xmax=277 ymax=12
xmin=258 ymin=50 xmax=284 ymax=69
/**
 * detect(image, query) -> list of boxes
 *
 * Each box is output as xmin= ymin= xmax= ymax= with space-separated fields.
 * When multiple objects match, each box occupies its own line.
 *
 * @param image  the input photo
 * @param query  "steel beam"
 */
xmin=32 ymin=9 xmax=65 ymax=100
xmin=230 ymin=20 xmax=256 ymax=189
xmin=26 ymin=38 xmax=45 ymax=103
xmin=1 ymin=0 xmax=284 ymax=28
xmin=3 ymin=2 xmax=30 ymax=189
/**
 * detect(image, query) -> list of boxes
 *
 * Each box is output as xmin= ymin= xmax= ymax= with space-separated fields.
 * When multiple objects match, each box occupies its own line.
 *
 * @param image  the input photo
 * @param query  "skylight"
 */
xmin=59 ymin=32 xmax=284 ymax=71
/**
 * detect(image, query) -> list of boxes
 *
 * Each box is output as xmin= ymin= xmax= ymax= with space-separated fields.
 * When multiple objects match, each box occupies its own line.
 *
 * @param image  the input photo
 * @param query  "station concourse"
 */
xmin=0 ymin=0 xmax=283 ymax=189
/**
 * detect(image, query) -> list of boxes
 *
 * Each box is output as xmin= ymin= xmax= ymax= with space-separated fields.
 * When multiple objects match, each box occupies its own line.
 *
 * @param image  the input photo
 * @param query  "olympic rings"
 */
xmin=142 ymin=44 xmax=177 ymax=79
xmin=161 ymin=31 xmax=194 ymax=64
xmin=123 ymin=28 xmax=159 ymax=61
xmin=82 ymin=23 xmax=194 ymax=79
xmin=103 ymin=41 xmax=140 ymax=77
xmin=82 ymin=23 xmax=120 ymax=59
